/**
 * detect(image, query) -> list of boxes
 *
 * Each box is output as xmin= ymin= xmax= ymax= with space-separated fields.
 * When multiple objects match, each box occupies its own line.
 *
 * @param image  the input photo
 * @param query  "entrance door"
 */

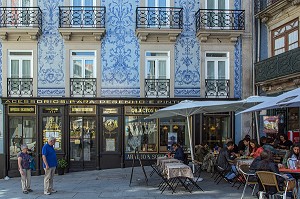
xmin=69 ymin=116 xmax=96 ymax=171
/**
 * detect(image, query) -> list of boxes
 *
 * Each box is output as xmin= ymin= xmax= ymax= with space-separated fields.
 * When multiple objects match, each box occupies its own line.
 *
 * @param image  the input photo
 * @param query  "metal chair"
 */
xmin=238 ymin=164 xmax=258 ymax=198
xmin=256 ymin=171 xmax=296 ymax=199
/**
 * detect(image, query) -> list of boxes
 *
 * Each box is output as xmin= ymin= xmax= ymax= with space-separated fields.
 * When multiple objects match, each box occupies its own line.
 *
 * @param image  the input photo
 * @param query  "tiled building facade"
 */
xmin=0 ymin=0 xmax=253 ymax=177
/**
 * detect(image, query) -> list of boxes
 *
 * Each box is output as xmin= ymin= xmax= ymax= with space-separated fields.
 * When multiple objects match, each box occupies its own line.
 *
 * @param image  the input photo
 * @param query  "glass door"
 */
xmin=206 ymin=0 xmax=228 ymax=28
xmin=70 ymin=116 xmax=96 ymax=170
xmin=72 ymin=0 xmax=95 ymax=27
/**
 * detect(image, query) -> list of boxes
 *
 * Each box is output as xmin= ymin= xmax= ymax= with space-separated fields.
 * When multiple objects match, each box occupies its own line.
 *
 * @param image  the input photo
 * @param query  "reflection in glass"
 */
xmin=124 ymin=116 xmax=157 ymax=153
xmin=42 ymin=116 xmax=62 ymax=151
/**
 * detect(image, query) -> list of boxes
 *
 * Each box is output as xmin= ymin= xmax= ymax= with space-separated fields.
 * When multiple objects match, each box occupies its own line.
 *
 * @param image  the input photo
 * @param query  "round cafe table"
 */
xmin=279 ymin=168 xmax=300 ymax=199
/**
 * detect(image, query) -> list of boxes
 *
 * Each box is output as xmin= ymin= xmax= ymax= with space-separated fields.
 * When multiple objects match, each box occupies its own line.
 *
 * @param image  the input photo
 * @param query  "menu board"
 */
xmin=43 ymin=130 xmax=62 ymax=150
xmin=263 ymin=116 xmax=279 ymax=134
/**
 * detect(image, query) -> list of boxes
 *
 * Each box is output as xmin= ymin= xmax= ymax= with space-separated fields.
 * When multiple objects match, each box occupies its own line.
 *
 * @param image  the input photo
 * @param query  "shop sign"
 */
xmin=42 ymin=107 xmax=61 ymax=114
xmin=125 ymin=153 xmax=165 ymax=160
xmin=124 ymin=106 xmax=161 ymax=115
xmin=8 ymin=105 xmax=36 ymax=114
xmin=70 ymin=105 xmax=96 ymax=114
xmin=102 ymin=108 xmax=119 ymax=114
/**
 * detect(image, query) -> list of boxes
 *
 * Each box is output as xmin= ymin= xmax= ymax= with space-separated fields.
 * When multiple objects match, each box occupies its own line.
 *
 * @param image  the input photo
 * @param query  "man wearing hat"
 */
xmin=17 ymin=144 xmax=32 ymax=194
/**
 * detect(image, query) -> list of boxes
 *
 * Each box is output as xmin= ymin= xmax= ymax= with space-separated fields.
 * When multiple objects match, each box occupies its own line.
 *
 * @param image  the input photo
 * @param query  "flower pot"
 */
xmin=57 ymin=167 xmax=65 ymax=175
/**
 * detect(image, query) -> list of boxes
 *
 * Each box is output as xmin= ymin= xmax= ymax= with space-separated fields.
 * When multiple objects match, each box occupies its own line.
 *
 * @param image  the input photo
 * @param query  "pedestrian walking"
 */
xmin=42 ymin=136 xmax=58 ymax=195
xmin=17 ymin=144 xmax=33 ymax=194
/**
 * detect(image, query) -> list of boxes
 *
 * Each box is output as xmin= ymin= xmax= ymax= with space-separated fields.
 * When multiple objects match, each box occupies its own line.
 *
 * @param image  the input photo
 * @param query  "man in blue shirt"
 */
xmin=172 ymin=143 xmax=185 ymax=161
xmin=42 ymin=137 xmax=58 ymax=195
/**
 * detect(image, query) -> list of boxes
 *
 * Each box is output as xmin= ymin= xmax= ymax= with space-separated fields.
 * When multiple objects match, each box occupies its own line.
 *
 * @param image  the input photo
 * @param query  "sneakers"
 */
xmin=23 ymin=190 xmax=28 ymax=194
xmin=44 ymin=192 xmax=51 ymax=195
xmin=27 ymin=189 xmax=33 ymax=192
xmin=49 ymin=189 xmax=57 ymax=193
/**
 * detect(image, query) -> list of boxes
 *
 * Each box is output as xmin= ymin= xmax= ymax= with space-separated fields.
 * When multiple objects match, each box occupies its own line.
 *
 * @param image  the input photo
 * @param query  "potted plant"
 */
xmin=57 ymin=158 xmax=68 ymax=175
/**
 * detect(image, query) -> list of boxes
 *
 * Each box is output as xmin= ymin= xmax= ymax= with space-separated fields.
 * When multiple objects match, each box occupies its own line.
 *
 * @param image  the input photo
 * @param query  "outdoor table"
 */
xmin=158 ymin=158 xmax=181 ymax=170
xmin=235 ymin=158 xmax=254 ymax=168
xmin=279 ymin=168 xmax=300 ymax=199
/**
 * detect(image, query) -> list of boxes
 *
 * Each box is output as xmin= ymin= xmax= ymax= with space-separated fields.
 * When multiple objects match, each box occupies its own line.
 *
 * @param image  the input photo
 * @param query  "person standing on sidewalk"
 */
xmin=42 ymin=137 xmax=58 ymax=195
xmin=18 ymin=144 xmax=33 ymax=194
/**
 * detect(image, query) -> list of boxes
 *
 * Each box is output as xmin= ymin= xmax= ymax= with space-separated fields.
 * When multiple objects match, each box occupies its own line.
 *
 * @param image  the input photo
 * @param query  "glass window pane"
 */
xmin=274 ymin=37 xmax=285 ymax=49
xmin=207 ymin=0 xmax=215 ymax=9
xmin=125 ymin=116 xmax=157 ymax=153
xmin=146 ymin=60 xmax=155 ymax=78
xmin=22 ymin=60 xmax=31 ymax=78
xmin=73 ymin=0 xmax=81 ymax=6
xmin=206 ymin=53 xmax=227 ymax=57
xmin=218 ymin=61 xmax=225 ymax=79
xmin=22 ymin=0 xmax=31 ymax=7
xmin=11 ymin=60 xmax=19 ymax=78
xmin=42 ymin=116 xmax=62 ymax=151
xmin=159 ymin=0 xmax=166 ymax=7
xmin=9 ymin=52 xmax=32 ymax=56
xmin=207 ymin=61 xmax=215 ymax=79
xmin=72 ymin=52 xmax=95 ymax=56
xmin=102 ymin=116 xmax=120 ymax=152
xmin=85 ymin=0 xmax=93 ymax=6
xmin=73 ymin=60 xmax=83 ymax=78
xmin=158 ymin=60 xmax=166 ymax=79
xmin=85 ymin=60 xmax=94 ymax=78
xmin=289 ymin=31 xmax=298 ymax=45
xmin=147 ymin=0 xmax=155 ymax=7
xmin=218 ymin=0 xmax=226 ymax=9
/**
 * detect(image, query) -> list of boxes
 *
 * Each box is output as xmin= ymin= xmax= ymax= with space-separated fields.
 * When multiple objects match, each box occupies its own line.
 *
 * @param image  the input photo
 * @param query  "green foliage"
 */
xmin=57 ymin=158 xmax=68 ymax=169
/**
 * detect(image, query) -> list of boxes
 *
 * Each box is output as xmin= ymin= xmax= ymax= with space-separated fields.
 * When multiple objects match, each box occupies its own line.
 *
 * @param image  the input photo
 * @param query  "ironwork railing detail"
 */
xmin=254 ymin=0 xmax=282 ymax=14
xmin=255 ymin=47 xmax=300 ymax=83
xmin=0 ymin=7 xmax=42 ymax=29
xmin=145 ymin=79 xmax=170 ymax=98
xmin=136 ymin=7 xmax=183 ymax=29
xmin=59 ymin=6 xmax=105 ymax=28
xmin=195 ymin=9 xmax=245 ymax=31
xmin=7 ymin=78 xmax=33 ymax=97
xmin=70 ymin=78 xmax=96 ymax=97
xmin=205 ymin=79 xmax=230 ymax=98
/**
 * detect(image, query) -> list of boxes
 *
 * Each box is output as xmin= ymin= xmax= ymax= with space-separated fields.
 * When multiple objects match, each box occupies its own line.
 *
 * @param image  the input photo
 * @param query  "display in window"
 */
xmin=106 ymin=138 xmax=116 ymax=151
xmin=42 ymin=117 xmax=62 ymax=151
xmin=125 ymin=116 xmax=157 ymax=153
xmin=103 ymin=117 xmax=119 ymax=152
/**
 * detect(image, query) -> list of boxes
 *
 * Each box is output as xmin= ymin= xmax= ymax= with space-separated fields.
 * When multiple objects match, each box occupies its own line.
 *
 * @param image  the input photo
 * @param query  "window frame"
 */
xmin=70 ymin=50 xmax=97 ymax=78
xmin=145 ymin=51 xmax=170 ymax=79
xmin=205 ymin=52 xmax=229 ymax=80
xmin=7 ymin=0 xmax=33 ymax=7
xmin=271 ymin=18 xmax=299 ymax=56
xmin=8 ymin=50 xmax=33 ymax=78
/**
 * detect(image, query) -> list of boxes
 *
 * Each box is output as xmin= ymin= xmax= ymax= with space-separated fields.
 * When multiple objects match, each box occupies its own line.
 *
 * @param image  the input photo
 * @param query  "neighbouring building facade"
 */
xmin=254 ymin=0 xmax=300 ymax=136
xmin=0 ymin=0 xmax=253 ymax=178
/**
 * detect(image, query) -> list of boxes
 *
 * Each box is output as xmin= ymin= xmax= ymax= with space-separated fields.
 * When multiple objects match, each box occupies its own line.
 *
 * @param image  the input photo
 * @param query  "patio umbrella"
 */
xmin=146 ymin=96 xmax=272 ymax=168
xmin=239 ymin=88 xmax=300 ymax=114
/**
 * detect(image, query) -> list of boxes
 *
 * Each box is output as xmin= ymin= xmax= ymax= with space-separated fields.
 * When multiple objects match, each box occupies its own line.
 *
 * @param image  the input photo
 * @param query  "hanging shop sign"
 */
xmin=69 ymin=105 xmax=96 ymax=114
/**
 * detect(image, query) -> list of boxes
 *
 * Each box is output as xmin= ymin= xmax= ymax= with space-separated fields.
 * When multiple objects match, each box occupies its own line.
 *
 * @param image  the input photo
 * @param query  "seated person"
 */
xmin=195 ymin=142 xmax=209 ymax=163
xmin=238 ymin=137 xmax=250 ymax=156
xmin=249 ymin=139 xmax=264 ymax=158
xmin=172 ymin=143 xmax=185 ymax=162
xmin=277 ymin=134 xmax=293 ymax=150
xmin=282 ymin=144 xmax=300 ymax=168
xmin=217 ymin=141 xmax=237 ymax=182
xmin=262 ymin=137 xmax=277 ymax=154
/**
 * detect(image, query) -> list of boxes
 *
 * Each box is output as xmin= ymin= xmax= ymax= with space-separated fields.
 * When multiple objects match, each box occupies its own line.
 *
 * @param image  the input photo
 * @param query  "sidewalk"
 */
xmin=0 ymin=167 xmax=257 ymax=199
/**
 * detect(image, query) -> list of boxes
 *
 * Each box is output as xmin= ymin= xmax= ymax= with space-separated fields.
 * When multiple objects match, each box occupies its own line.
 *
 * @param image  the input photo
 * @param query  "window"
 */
xmin=7 ymin=0 xmax=33 ymax=26
xmin=205 ymin=52 xmax=229 ymax=79
xmin=272 ymin=19 xmax=299 ymax=56
xmin=145 ymin=52 xmax=170 ymax=79
xmin=8 ymin=51 xmax=33 ymax=78
xmin=71 ymin=51 xmax=96 ymax=78
xmin=146 ymin=0 xmax=171 ymax=28
xmin=206 ymin=0 xmax=229 ymax=28
xmin=72 ymin=0 xmax=95 ymax=26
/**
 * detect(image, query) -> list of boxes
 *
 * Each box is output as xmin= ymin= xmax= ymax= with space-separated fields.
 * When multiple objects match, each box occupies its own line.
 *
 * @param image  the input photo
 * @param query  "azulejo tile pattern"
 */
xmin=101 ymin=0 xmax=140 ymax=97
xmin=0 ymin=0 xmax=2 ymax=97
xmin=37 ymin=0 xmax=65 ymax=96
xmin=174 ymin=0 xmax=200 ymax=97
xmin=234 ymin=0 xmax=242 ymax=98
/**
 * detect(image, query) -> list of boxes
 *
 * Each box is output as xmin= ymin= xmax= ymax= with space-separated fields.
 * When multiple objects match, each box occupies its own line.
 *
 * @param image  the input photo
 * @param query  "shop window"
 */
xmin=159 ymin=118 xmax=188 ymax=152
xmin=272 ymin=19 xmax=299 ymax=56
xmin=70 ymin=51 xmax=96 ymax=78
xmin=9 ymin=117 xmax=36 ymax=161
xmin=42 ymin=116 xmax=62 ymax=151
xmin=125 ymin=116 xmax=158 ymax=153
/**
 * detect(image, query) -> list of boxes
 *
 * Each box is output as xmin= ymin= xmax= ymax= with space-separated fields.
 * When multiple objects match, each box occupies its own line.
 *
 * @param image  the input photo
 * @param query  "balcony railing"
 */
xmin=59 ymin=6 xmax=105 ymax=28
xmin=7 ymin=78 xmax=33 ymax=97
xmin=0 ymin=7 xmax=42 ymax=30
xmin=254 ymin=0 xmax=283 ymax=14
xmin=255 ymin=47 xmax=300 ymax=83
xmin=145 ymin=79 xmax=170 ymax=98
xmin=136 ymin=7 xmax=183 ymax=29
xmin=70 ymin=78 xmax=96 ymax=97
xmin=205 ymin=79 xmax=230 ymax=98
xmin=195 ymin=9 xmax=245 ymax=31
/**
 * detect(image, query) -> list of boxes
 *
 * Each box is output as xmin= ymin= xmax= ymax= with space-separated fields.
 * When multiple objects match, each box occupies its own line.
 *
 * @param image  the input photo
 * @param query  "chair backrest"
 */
xmin=256 ymin=171 xmax=280 ymax=192
xmin=238 ymin=164 xmax=250 ymax=175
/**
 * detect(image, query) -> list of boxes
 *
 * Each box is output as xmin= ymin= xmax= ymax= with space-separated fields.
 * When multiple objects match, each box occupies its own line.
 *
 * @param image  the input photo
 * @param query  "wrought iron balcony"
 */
xmin=195 ymin=9 xmax=245 ymax=31
xmin=205 ymin=79 xmax=230 ymax=98
xmin=0 ymin=7 xmax=42 ymax=29
xmin=254 ymin=0 xmax=284 ymax=14
xmin=59 ymin=6 xmax=105 ymax=28
xmin=145 ymin=79 xmax=170 ymax=98
xmin=136 ymin=7 xmax=183 ymax=29
xmin=255 ymin=47 xmax=300 ymax=83
xmin=7 ymin=78 xmax=33 ymax=97
xmin=70 ymin=78 xmax=97 ymax=97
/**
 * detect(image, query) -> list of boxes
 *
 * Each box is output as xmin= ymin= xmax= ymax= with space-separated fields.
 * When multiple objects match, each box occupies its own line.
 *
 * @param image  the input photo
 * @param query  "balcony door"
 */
xmin=72 ymin=0 xmax=95 ymax=26
xmin=205 ymin=52 xmax=229 ymax=98
xmin=7 ymin=0 xmax=33 ymax=26
xmin=8 ymin=51 xmax=33 ymax=97
xmin=206 ymin=0 xmax=229 ymax=28
xmin=146 ymin=0 xmax=170 ymax=28
xmin=69 ymin=116 xmax=97 ymax=171
xmin=145 ymin=52 xmax=170 ymax=97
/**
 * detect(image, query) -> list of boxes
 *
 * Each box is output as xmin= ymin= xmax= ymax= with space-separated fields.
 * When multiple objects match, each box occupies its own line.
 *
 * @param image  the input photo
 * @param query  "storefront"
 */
xmin=1 ymin=98 xmax=235 ymax=176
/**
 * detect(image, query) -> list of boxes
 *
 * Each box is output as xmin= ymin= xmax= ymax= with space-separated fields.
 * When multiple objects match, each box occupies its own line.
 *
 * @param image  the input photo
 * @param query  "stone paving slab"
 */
xmin=0 ymin=167 xmax=257 ymax=199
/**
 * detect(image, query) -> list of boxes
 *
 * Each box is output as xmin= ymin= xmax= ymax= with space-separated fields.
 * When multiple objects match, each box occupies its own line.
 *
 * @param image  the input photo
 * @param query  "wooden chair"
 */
xmin=256 ymin=171 xmax=296 ymax=199
xmin=238 ymin=164 xmax=258 ymax=198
